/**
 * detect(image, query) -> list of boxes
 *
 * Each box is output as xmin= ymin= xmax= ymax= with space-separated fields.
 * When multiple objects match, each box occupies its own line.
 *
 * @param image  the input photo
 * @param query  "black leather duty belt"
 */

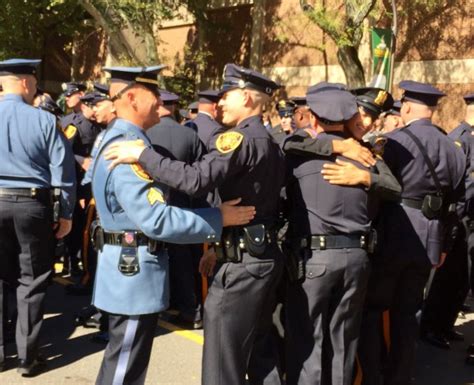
xmin=103 ymin=231 xmax=164 ymax=253
xmin=301 ymin=234 xmax=369 ymax=250
xmin=400 ymin=198 xmax=423 ymax=210
xmin=0 ymin=187 xmax=51 ymax=199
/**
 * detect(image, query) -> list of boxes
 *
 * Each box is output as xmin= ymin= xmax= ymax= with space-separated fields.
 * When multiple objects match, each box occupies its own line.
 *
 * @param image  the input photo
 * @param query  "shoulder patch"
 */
xmin=63 ymin=124 xmax=77 ymax=140
xmin=371 ymin=137 xmax=387 ymax=157
xmin=130 ymin=163 xmax=153 ymax=183
xmin=147 ymin=188 xmax=165 ymax=206
xmin=215 ymin=131 xmax=244 ymax=154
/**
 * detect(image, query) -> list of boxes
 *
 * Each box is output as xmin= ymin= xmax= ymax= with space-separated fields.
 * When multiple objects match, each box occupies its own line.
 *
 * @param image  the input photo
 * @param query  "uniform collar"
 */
xmin=2 ymin=93 xmax=26 ymax=103
xmin=113 ymin=118 xmax=145 ymax=137
xmin=197 ymin=111 xmax=214 ymax=120
xmin=236 ymin=114 xmax=262 ymax=130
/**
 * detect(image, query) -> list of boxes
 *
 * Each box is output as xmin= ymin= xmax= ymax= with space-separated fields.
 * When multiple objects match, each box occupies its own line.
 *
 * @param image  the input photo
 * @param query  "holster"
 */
xmin=282 ymin=239 xmax=305 ymax=284
xmin=421 ymin=194 xmax=444 ymax=220
xmin=90 ymin=220 xmax=104 ymax=252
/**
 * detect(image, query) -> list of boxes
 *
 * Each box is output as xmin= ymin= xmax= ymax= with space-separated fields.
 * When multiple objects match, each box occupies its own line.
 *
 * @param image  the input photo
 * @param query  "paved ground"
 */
xmin=1 ymin=279 xmax=474 ymax=385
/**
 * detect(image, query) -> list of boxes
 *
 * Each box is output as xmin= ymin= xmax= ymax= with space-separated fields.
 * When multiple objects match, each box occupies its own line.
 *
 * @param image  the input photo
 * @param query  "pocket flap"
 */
xmin=244 ymin=261 xmax=275 ymax=278
xmin=306 ymin=264 xmax=326 ymax=279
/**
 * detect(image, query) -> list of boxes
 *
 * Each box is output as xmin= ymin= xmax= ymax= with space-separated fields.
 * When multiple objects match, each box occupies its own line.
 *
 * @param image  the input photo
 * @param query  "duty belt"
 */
xmin=103 ymin=231 xmax=163 ymax=253
xmin=0 ymin=187 xmax=51 ymax=200
xmin=301 ymin=234 xmax=369 ymax=250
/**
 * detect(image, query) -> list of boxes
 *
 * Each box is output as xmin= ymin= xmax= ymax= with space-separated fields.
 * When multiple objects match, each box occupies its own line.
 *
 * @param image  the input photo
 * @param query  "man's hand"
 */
xmin=199 ymin=248 xmax=217 ymax=276
xmin=55 ymin=218 xmax=73 ymax=239
xmin=321 ymin=159 xmax=371 ymax=187
xmin=219 ymin=198 xmax=256 ymax=227
xmin=104 ymin=139 xmax=147 ymax=169
xmin=332 ymin=138 xmax=376 ymax=167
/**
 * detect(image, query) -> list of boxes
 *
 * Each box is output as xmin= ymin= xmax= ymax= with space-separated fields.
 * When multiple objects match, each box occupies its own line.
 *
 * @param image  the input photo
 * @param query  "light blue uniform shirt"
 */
xmin=91 ymin=118 xmax=222 ymax=315
xmin=0 ymin=93 xmax=76 ymax=218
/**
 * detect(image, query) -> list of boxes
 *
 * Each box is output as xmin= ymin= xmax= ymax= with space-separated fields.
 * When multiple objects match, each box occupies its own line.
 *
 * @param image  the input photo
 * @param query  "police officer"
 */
xmin=420 ymin=92 xmax=474 ymax=349
xmin=103 ymin=63 xmax=286 ymax=385
xmin=272 ymin=99 xmax=297 ymax=144
xmin=147 ymin=89 xmax=207 ymax=328
xmin=0 ymin=58 xmax=76 ymax=375
xmin=358 ymin=81 xmax=466 ymax=385
xmin=186 ymin=89 xmax=222 ymax=149
xmin=61 ymin=83 xmax=102 ymax=275
xmin=91 ymin=65 xmax=256 ymax=385
xmin=283 ymin=85 xmax=389 ymax=385
xmin=290 ymin=96 xmax=312 ymax=130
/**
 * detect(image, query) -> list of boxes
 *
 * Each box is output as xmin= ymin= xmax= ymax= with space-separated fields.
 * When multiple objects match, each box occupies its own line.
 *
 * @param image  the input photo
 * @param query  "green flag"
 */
xmin=369 ymin=28 xmax=394 ymax=90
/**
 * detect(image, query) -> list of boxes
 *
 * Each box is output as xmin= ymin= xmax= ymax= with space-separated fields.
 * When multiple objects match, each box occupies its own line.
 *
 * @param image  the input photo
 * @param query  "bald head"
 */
xmin=0 ymin=74 xmax=37 ymax=105
xmin=400 ymin=100 xmax=435 ymax=123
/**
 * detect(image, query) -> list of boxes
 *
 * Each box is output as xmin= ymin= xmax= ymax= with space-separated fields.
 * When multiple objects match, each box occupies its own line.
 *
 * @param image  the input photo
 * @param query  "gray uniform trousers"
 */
xmin=0 ymin=196 xmax=54 ymax=364
xmin=95 ymin=312 xmax=159 ymax=385
xmin=285 ymin=248 xmax=370 ymax=385
xmin=202 ymin=245 xmax=284 ymax=385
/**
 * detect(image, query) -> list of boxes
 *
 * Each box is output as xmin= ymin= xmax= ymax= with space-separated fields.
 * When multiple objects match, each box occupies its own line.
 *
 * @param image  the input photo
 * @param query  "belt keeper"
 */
xmin=31 ymin=188 xmax=37 ymax=198
xmin=360 ymin=235 xmax=366 ymax=248
xmin=239 ymin=238 xmax=245 ymax=249
xmin=319 ymin=236 xmax=326 ymax=250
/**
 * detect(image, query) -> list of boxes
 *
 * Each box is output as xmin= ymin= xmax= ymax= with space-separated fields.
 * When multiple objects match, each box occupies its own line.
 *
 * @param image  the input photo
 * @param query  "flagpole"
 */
xmin=388 ymin=0 xmax=398 ymax=92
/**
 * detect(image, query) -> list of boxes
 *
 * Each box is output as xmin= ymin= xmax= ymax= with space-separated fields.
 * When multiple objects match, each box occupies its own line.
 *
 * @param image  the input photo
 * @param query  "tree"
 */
xmin=299 ymin=0 xmax=376 ymax=87
xmin=0 ymin=0 xmax=87 ymax=59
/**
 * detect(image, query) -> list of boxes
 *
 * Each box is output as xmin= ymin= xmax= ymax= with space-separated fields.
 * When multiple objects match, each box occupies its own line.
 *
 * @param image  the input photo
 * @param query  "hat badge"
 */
xmin=374 ymin=90 xmax=388 ymax=106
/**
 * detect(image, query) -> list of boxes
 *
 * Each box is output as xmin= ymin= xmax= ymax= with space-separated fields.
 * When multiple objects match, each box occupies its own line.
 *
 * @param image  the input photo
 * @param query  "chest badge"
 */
xmin=215 ymin=131 xmax=244 ymax=154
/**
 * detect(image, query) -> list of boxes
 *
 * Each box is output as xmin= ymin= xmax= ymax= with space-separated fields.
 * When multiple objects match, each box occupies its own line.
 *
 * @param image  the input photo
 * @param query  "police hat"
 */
xmin=306 ymin=84 xmax=358 ymax=124
xmin=275 ymin=99 xmax=296 ymax=118
xmin=352 ymin=87 xmax=394 ymax=118
xmin=80 ymin=91 xmax=109 ymax=106
xmin=94 ymin=83 xmax=110 ymax=95
xmin=198 ymin=89 xmax=220 ymax=104
xmin=386 ymin=99 xmax=402 ymax=116
xmin=0 ymin=58 xmax=41 ymax=76
xmin=37 ymin=94 xmax=63 ymax=117
xmin=399 ymin=80 xmax=445 ymax=107
xmin=63 ymin=81 xmax=87 ymax=97
xmin=103 ymin=65 xmax=166 ymax=96
xmin=307 ymin=82 xmax=347 ymax=95
xmin=290 ymin=96 xmax=307 ymax=106
xmin=220 ymin=63 xmax=280 ymax=96
xmin=158 ymin=89 xmax=179 ymax=105
xmin=188 ymin=101 xmax=199 ymax=112
xmin=463 ymin=93 xmax=474 ymax=105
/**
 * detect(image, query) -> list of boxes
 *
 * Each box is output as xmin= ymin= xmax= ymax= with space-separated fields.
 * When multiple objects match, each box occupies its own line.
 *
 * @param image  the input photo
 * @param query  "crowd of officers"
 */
xmin=0 ymin=56 xmax=473 ymax=385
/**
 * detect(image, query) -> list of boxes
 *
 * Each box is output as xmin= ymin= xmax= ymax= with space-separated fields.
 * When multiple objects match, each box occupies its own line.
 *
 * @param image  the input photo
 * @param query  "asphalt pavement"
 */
xmin=1 ymin=278 xmax=473 ymax=385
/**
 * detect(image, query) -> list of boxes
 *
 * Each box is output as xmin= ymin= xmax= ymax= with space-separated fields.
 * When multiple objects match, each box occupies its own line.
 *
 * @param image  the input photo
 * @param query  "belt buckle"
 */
xmin=122 ymin=231 xmax=137 ymax=247
xmin=319 ymin=236 xmax=326 ymax=250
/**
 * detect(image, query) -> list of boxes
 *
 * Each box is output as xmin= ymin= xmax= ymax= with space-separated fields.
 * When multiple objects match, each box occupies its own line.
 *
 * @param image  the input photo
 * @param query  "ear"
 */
xmin=242 ymin=90 xmax=252 ymax=107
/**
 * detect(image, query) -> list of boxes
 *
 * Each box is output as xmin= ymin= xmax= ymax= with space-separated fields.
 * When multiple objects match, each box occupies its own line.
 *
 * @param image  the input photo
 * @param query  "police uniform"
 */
xmin=186 ymin=90 xmax=222 ymax=149
xmin=131 ymin=64 xmax=286 ymax=385
xmin=420 ymin=93 xmax=474 ymax=347
xmin=61 ymin=85 xmax=102 ymax=274
xmin=146 ymin=89 xmax=207 ymax=326
xmin=357 ymin=81 xmax=466 ymax=385
xmin=0 ymin=59 xmax=76 ymax=373
xmin=283 ymin=85 xmax=378 ymax=385
xmin=91 ymin=66 xmax=223 ymax=385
